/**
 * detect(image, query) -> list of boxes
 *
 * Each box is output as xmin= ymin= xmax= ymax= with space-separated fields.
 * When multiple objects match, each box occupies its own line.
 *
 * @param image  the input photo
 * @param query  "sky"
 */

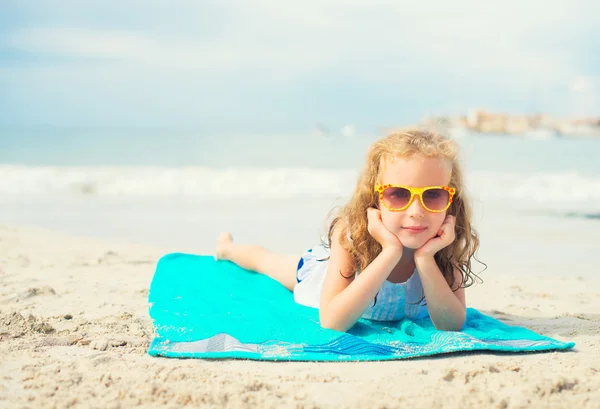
xmin=0 ymin=0 xmax=599 ymax=135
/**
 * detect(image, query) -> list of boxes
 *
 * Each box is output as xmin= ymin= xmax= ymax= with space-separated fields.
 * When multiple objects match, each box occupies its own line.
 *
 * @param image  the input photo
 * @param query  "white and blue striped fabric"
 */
xmin=294 ymin=244 xmax=429 ymax=321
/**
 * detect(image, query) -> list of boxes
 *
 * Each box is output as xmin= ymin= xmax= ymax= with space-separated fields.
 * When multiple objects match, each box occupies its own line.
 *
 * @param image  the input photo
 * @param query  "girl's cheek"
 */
xmin=379 ymin=210 xmax=390 ymax=227
xmin=430 ymin=214 xmax=447 ymax=234
xmin=381 ymin=211 xmax=403 ymax=232
xmin=425 ymin=230 xmax=439 ymax=241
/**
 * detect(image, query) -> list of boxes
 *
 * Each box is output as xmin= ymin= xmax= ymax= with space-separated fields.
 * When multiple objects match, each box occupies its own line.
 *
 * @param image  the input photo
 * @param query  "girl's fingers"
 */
xmin=441 ymin=220 xmax=456 ymax=244
xmin=368 ymin=208 xmax=381 ymax=223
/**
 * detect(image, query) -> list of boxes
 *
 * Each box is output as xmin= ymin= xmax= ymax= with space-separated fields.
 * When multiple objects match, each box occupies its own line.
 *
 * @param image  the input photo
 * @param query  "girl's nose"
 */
xmin=407 ymin=196 xmax=426 ymax=218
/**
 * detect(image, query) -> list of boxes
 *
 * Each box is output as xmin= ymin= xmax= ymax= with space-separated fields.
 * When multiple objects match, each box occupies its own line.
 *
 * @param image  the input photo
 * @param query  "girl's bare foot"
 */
xmin=215 ymin=232 xmax=233 ymax=260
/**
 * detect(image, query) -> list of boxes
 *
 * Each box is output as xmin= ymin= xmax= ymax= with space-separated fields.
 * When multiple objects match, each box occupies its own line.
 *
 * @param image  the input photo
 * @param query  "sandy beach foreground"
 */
xmin=1 ymin=225 xmax=599 ymax=409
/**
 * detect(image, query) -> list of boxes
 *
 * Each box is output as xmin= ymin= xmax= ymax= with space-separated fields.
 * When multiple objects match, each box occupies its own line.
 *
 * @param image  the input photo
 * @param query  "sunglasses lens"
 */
xmin=422 ymin=188 xmax=450 ymax=210
xmin=382 ymin=187 xmax=411 ymax=209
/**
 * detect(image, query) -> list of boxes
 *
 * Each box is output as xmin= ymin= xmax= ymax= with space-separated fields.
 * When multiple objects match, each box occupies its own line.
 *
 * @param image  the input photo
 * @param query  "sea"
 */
xmin=1 ymin=129 xmax=599 ymax=278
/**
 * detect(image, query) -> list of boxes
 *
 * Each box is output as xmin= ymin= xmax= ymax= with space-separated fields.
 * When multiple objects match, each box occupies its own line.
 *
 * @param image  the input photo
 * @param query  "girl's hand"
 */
xmin=415 ymin=215 xmax=456 ymax=260
xmin=367 ymin=208 xmax=403 ymax=252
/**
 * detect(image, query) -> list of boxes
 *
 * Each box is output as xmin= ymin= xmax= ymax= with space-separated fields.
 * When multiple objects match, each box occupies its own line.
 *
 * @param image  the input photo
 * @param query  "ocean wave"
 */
xmin=469 ymin=170 xmax=600 ymax=204
xmin=0 ymin=165 xmax=358 ymax=198
xmin=1 ymin=165 xmax=599 ymax=205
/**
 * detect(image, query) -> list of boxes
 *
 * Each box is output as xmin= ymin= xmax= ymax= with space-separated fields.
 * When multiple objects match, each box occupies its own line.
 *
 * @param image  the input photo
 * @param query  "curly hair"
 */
xmin=325 ymin=128 xmax=484 ymax=296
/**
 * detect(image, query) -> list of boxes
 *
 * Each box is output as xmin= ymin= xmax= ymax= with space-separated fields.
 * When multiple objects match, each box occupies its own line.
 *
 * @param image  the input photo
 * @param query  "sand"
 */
xmin=1 ymin=224 xmax=599 ymax=409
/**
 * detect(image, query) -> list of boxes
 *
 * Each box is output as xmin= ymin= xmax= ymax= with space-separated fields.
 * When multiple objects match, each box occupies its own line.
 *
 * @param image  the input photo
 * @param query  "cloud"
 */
xmin=4 ymin=1 xmax=588 ymax=82
xmin=569 ymin=77 xmax=596 ymax=93
xmin=0 ymin=0 xmax=598 ymax=127
xmin=6 ymin=27 xmax=151 ymax=59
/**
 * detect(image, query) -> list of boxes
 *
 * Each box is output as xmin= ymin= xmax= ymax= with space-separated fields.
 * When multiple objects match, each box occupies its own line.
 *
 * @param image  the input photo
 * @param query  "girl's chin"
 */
xmin=401 ymin=242 xmax=424 ymax=250
xmin=397 ymin=232 xmax=435 ymax=250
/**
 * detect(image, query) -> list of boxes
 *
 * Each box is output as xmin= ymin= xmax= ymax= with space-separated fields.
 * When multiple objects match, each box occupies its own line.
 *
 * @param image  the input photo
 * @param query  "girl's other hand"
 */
xmin=367 ymin=208 xmax=403 ymax=253
xmin=414 ymin=214 xmax=456 ymax=260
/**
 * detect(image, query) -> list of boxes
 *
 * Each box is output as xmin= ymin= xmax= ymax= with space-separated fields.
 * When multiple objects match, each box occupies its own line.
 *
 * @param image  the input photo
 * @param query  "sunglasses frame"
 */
xmin=374 ymin=184 xmax=456 ymax=213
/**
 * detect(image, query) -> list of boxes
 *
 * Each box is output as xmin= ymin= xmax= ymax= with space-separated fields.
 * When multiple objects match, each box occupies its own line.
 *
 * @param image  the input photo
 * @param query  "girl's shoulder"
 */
xmin=332 ymin=217 xmax=354 ymax=244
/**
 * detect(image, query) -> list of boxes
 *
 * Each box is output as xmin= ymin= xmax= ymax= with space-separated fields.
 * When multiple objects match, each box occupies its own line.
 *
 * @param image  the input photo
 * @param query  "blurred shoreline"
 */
xmin=1 ymin=194 xmax=599 ymax=280
xmin=420 ymin=109 xmax=600 ymax=139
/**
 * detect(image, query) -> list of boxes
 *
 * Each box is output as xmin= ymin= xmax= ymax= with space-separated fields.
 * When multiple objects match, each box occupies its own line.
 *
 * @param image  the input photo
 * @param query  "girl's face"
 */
xmin=378 ymin=154 xmax=452 ymax=250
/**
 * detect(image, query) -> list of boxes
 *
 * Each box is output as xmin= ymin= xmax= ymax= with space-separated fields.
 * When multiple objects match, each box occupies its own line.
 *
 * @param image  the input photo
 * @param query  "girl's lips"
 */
xmin=402 ymin=226 xmax=427 ymax=233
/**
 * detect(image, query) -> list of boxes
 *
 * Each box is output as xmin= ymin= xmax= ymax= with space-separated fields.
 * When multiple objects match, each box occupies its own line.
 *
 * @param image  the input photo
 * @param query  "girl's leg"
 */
xmin=215 ymin=233 xmax=300 ymax=291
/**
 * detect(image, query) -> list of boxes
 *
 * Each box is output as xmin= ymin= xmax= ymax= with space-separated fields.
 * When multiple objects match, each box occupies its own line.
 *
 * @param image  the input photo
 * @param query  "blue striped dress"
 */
xmin=293 ymin=244 xmax=429 ymax=321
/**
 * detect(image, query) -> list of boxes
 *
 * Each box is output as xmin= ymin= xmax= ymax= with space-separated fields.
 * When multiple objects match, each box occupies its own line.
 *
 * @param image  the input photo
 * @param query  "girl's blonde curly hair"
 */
xmin=325 ymin=128 xmax=483 ymax=292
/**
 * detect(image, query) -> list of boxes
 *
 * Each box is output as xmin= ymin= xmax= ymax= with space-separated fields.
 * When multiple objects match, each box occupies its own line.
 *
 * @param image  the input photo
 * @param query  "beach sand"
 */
xmin=1 ymin=224 xmax=599 ymax=409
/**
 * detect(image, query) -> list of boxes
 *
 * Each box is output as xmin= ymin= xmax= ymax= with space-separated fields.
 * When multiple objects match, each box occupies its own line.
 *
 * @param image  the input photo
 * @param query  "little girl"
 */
xmin=216 ymin=128 xmax=481 ymax=332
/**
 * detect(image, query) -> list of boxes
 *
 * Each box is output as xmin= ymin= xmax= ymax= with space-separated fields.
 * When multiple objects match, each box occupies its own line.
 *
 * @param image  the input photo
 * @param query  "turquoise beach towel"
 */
xmin=148 ymin=253 xmax=574 ymax=361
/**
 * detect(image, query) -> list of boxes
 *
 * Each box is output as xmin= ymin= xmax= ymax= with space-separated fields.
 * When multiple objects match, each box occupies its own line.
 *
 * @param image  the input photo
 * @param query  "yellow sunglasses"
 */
xmin=374 ymin=184 xmax=456 ymax=213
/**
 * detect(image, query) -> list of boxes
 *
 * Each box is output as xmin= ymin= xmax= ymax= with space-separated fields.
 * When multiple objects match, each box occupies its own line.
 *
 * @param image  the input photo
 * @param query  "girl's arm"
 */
xmin=319 ymin=210 xmax=403 ymax=332
xmin=413 ymin=215 xmax=467 ymax=331
xmin=414 ymin=257 xmax=466 ymax=331
xmin=412 ymin=215 xmax=466 ymax=330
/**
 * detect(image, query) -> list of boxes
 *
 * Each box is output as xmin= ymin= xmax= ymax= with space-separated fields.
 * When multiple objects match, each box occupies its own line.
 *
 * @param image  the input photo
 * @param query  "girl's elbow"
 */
xmin=435 ymin=322 xmax=464 ymax=332
xmin=320 ymin=320 xmax=344 ymax=332
xmin=319 ymin=310 xmax=350 ymax=332
xmin=433 ymin=312 xmax=466 ymax=331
